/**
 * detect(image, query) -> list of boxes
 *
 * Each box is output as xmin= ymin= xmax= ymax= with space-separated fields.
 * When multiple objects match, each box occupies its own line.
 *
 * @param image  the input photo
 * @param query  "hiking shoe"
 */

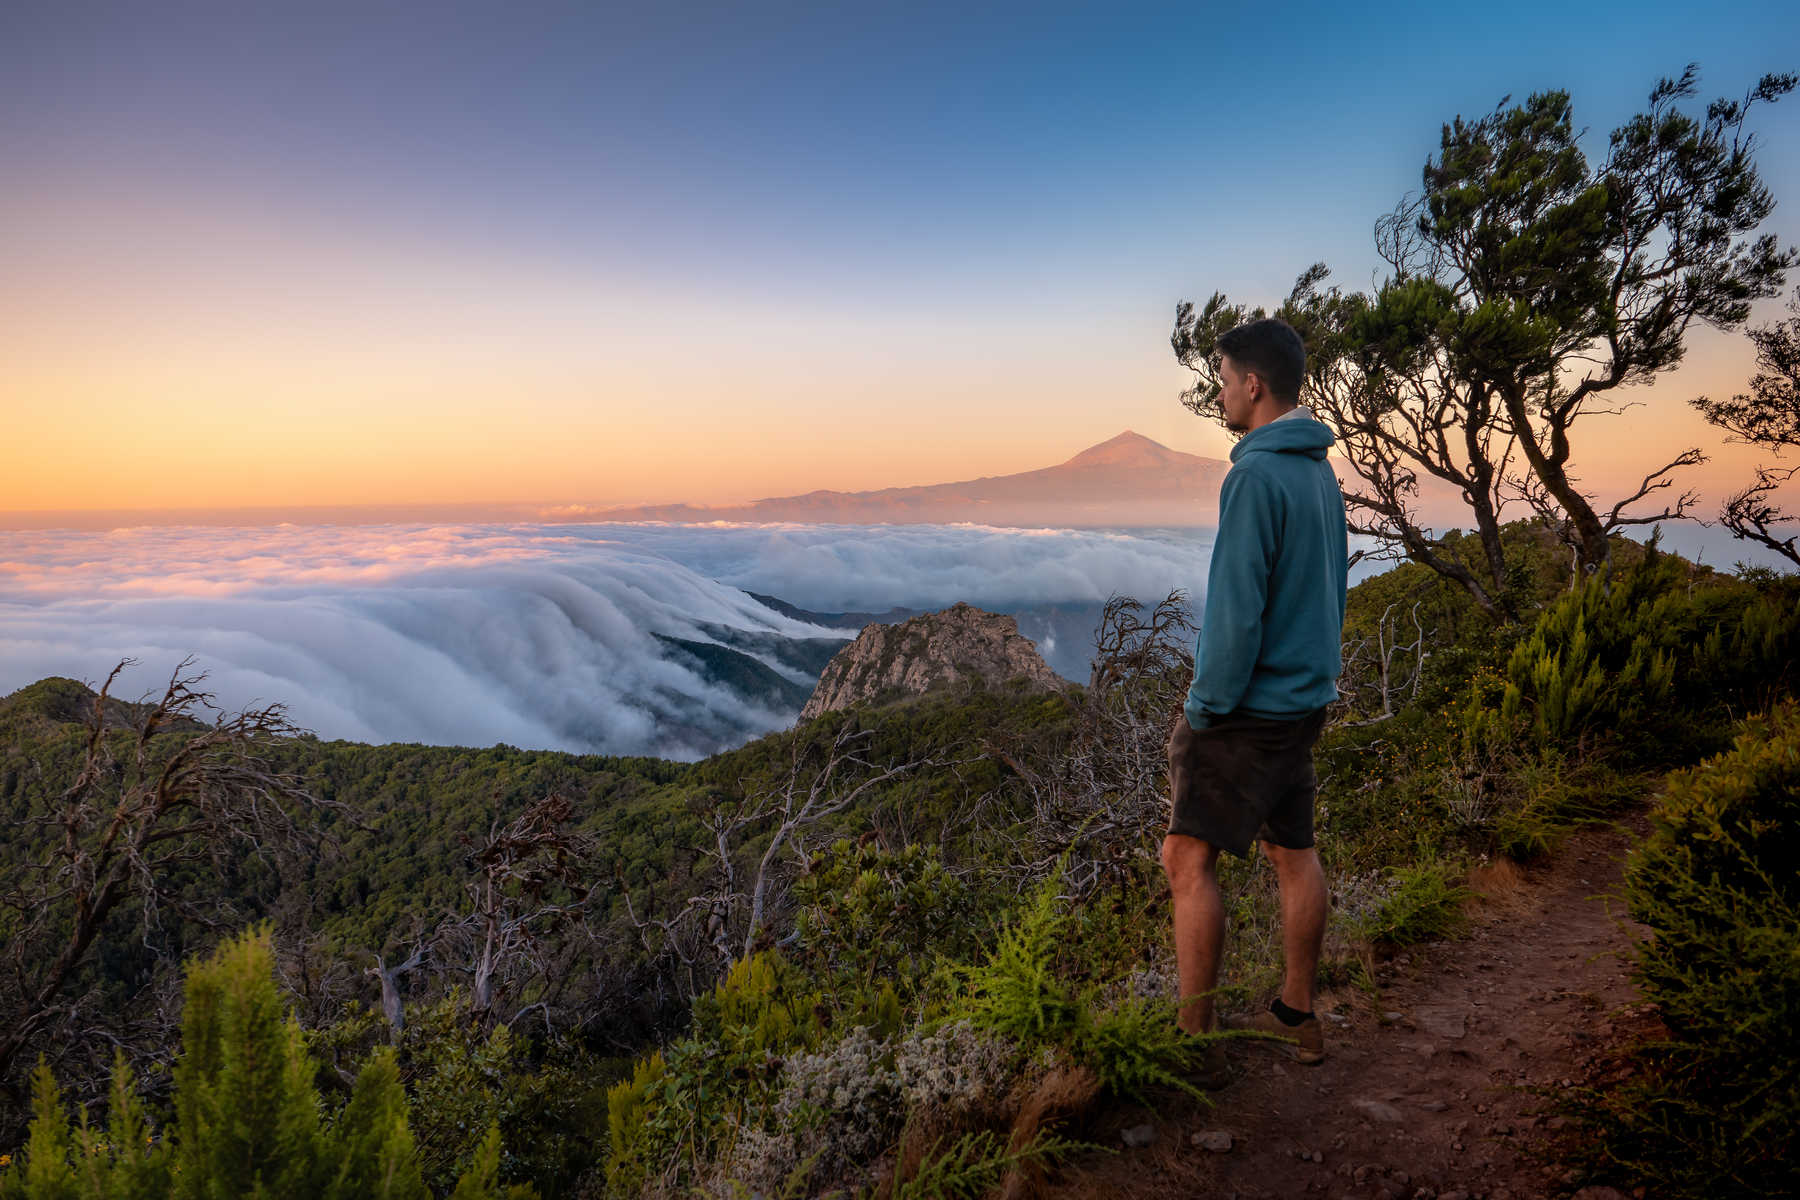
xmin=1181 ymin=1036 xmax=1238 ymax=1091
xmin=1221 ymin=1007 xmax=1326 ymax=1064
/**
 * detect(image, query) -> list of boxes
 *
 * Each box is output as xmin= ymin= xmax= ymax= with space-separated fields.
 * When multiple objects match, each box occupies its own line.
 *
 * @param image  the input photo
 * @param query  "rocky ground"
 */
xmin=1044 ymin=818 xmax=1654 ymax=1200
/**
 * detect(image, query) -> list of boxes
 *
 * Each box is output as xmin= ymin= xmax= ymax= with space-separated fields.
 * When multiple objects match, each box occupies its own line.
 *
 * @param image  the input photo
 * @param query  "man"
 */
xmin=1163 ymin=316 xmax=1348 ymax=1077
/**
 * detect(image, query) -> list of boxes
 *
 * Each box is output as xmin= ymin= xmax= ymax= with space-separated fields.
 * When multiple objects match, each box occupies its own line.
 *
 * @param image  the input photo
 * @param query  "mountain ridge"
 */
xmin=576 ymin=430 xmax=1233 ymax=527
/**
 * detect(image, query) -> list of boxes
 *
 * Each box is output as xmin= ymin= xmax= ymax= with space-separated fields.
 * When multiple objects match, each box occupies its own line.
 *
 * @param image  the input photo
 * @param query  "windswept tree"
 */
xmin=989 ymin=591 xmax=1197 ymax=892
xmin=1174 ymin=65 xmax=1796 ymax=616
xmin=435 ymin=791 xmax=599 ymax=1028
xmin=0 ymin=658 xmax=333 ymax=1118
xmin=622 ymin=718 xmax=940 ymax=1000
xmin=1693 ymin=287 xmax=1800 ymax=567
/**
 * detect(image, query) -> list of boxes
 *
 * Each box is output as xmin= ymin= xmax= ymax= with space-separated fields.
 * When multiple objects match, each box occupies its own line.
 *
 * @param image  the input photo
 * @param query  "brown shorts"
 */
xmin=1165 ymin=706 xmax=1329 ymax=857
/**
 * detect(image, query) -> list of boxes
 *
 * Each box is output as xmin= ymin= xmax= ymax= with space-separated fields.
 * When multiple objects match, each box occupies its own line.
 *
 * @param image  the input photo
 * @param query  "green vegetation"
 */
xmin=0 ymin=929 xmax=528 ymax=1200
xmin=4 ymin=58 xmax=1797 ymax=1196
xmin=888 ymin=1128 xmax=1092 ymax=1200
xmin=946 ymin=873 xmax=1216 ymax=1104
xmin=1177 ymin=68 xmax=1796 ymax=620
xmin=1354 ymin=859 xmax=1473 ymax=950
xmin=1488 ymin=536 xmax=1800 ymax=763
xmin=1560 ymin=701 xmax=1800 ymax=1198
xmin=5 ymin=517 xmax=1795 ymax=1197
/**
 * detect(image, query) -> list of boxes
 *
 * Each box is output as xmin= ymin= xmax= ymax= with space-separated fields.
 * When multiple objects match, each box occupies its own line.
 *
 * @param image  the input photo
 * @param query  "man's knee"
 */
xmin=1259 ymin=839 xmax=1320 ymax=875
xmin=1162 ymin=833 xmax=1219 ymax=885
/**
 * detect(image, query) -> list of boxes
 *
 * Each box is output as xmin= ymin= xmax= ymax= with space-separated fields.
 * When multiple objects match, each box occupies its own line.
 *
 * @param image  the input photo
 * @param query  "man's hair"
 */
xmin=1216 ymin=317 xmax=1306 ymax=404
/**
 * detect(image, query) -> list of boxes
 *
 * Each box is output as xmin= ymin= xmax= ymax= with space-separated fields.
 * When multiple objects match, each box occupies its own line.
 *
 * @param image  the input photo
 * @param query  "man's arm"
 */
xmin=1185 ymin=466 xmax=1279 ymax=728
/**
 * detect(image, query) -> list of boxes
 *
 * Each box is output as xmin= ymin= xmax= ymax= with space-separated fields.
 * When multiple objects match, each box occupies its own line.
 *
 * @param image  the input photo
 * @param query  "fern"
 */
xmin=1075 ymin=994 xmax=1214 ymax=1105
xmin=886 ymin=1129 xmax=1095 ymax=1200
xmin=950 ymin=876 xmax=1080 ymax=1042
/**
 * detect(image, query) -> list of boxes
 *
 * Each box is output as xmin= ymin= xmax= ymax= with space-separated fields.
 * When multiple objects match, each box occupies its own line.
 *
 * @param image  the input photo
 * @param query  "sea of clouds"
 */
xmin=0 ymin=521 xmax=1308 ymax=760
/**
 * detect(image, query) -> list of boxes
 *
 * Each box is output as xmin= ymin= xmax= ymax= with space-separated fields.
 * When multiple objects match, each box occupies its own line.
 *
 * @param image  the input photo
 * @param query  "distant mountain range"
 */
xmin=574 ymin=431 xmax=1234 ymax=527
xmin=0 ymin=432 xmax=1233 ymax=531
xmin=0 ymin=426 xmax=1500 ymax=532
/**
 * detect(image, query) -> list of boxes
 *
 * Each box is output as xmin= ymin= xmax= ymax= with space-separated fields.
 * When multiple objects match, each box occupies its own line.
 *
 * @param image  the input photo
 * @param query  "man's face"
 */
xmin=1217 ymin=353 xmax=1259 ymax=433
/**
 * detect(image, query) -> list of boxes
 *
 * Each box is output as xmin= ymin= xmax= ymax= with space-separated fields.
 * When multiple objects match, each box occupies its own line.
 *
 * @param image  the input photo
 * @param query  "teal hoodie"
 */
xmin=1184 ymin=411 xmax=1348 ymax=729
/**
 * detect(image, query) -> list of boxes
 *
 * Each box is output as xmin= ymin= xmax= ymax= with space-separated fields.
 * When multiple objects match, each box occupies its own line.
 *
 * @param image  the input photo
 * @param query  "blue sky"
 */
xmin=4 ymin=1 xmax=1798 ymax=509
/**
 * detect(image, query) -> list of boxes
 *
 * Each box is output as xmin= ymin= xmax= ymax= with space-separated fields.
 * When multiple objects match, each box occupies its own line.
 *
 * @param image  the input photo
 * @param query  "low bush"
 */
xmin=1489 ymin=750 xmax=1642 ymax=861
xmin=1576 ymin=701 xmax=1800 ymax=1197
xmin=888 ymin=1127 xmax=1090 ymax=1200
xmin=1354 ymin=858 xmax=1472 ymax=949
xmin=1487 ymin=539 xmax=1800 ymax=767
xmin=948 ymin=874 xmax=1216 ymax=1103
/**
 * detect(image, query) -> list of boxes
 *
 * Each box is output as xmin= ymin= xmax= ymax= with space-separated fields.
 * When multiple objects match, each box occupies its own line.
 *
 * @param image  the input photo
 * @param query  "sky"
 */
xmin=4 ymin=0 xmax=1800 ymax=515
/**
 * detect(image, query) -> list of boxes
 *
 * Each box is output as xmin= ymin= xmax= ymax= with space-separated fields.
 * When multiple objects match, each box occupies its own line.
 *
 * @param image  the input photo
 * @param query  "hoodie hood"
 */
xmin=1230 ymin=412 xmax=1335 ymax=462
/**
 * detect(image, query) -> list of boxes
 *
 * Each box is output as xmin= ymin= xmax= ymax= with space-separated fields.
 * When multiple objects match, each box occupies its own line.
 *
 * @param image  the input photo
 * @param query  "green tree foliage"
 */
xmin=1173 ymin=67 xmax=1796 ymax=613
xmin=1694 ymin=286 xmax=1800 ymax=567
xmin=170 ymin=927 xmax=328 ymax=1198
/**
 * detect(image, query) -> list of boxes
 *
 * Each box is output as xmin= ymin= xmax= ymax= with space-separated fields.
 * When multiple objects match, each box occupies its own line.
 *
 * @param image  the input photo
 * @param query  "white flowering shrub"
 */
xmin=703 ymin=1024 xmax=902 ymax=1198
xmin=1124 ymin=963 xmax=1176 ymax=1000
xmin=776 ymin=1025 xmax=902 ymax=1161
xmin=1329 ymin=867 xmax=1394 ymax=929
xmin=893 ymin=1019 xmax=1022 ymax=1118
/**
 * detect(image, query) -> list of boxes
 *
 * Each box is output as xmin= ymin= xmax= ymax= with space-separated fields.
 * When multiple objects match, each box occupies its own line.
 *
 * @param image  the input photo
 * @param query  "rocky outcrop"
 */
xmin=799 ymin=602 xmax=1065 ymax=720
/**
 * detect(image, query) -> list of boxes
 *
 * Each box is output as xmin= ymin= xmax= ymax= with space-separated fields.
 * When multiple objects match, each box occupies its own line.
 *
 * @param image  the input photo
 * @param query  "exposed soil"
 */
xmin=1048 ymin=817 xmax=1653 ymax=1200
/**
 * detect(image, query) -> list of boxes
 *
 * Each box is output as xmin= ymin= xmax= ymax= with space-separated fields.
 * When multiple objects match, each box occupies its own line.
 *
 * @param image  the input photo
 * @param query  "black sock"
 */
xmin=1270 ymin=998 xmax=1313 ymax=1026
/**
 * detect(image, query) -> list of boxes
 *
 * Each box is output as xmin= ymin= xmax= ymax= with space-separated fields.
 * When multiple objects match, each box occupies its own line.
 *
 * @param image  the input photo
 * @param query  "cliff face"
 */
xmin=799 ymin=602 xmax=1065 ymax=720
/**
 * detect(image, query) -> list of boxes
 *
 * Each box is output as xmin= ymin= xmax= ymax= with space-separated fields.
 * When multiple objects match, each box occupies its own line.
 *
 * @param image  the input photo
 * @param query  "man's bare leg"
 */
xmin=1162 ymin=832 xmax=1225 ymax=1034
xmin=1261 ymin=841 xmax=1328 ymax=1012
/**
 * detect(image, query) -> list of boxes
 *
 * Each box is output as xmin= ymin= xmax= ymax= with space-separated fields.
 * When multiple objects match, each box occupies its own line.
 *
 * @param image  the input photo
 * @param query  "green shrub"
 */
xmin=1498 ymin=554 xmax=1679 ymax=748
xmin=791 ymin=839 xmax=983 ymax=1003
xmin=1072 ymin=994 xmax=1212 ymax=1104
xmin=1588 ymin=700 xmax=1800 ymax=1197
xmin=950 ymin=878 xmax=1081 ymax=1043
xmin=692 ymin=950 xmax=827 ymax=1062
xmin=169 ymin=927 xmax=335 ymax=1198
xmin=1355 ymin=859 xmax=1472 ymax=948
xmin=446 ymin=1127 xmax=537 ymax=1200
xmin=1487 ymin=749 xmax=1642 ymax=861
xmin=947 ymin=875 xmax=1212 ymax=1104
xmin=1491 ymin=540 xmax=1800 ymax=765
xmin=602 ymin=1051 xmax=666 ymax=1198
xmin=4 ymin=1054 xmax=177 ymax=1200
xmin=889 ymin=1128 xmax=1092 ymax=1200
xmin=603 ymin=950 xmax=832 ymax=1194
xmin=398 ymin=995 xmax=604 ymax=1197
xmin=0 ymin=929 xmax=525 ymax=1200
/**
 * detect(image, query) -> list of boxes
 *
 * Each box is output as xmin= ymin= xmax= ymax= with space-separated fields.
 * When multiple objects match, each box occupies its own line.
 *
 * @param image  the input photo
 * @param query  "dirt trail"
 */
xmin=1052 ymin=818 xmax=1651 ymax=1200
